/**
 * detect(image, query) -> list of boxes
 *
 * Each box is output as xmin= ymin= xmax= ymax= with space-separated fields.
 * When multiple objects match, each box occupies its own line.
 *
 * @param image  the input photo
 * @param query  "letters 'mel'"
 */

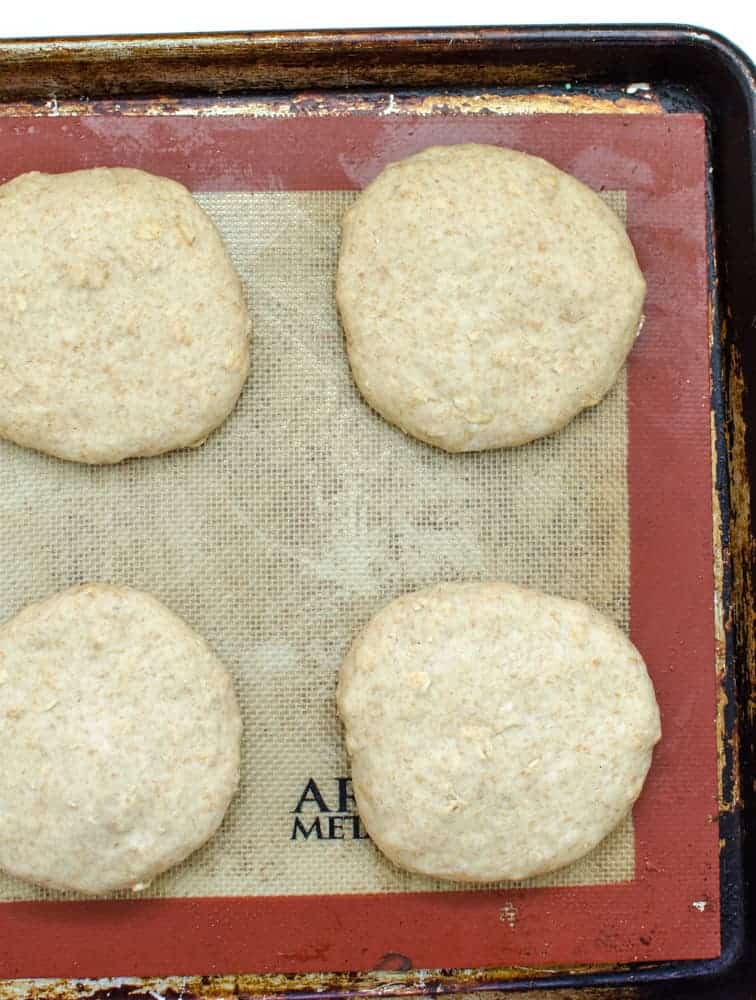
xmin=291 ymin=777 xmax=369 ymax=841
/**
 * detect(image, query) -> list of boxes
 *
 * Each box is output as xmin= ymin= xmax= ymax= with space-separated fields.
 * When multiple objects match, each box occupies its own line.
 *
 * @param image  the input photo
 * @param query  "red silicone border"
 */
xmin=0 ymin=112 xmax=719 ymax=978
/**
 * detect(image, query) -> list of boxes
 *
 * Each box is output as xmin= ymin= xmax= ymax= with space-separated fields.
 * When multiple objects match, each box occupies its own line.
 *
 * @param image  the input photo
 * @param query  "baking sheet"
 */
xmin=0 ymin=107 xmax=719 ymax=978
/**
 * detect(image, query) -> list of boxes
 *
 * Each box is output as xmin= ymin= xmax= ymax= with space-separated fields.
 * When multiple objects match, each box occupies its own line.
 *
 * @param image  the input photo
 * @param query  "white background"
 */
xmin=2 ymin=0 xmax=755 ymax=63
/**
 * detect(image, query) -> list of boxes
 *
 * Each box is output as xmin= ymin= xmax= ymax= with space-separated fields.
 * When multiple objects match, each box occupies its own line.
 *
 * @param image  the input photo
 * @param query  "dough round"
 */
xmin=336 ymin=144 xmax=645 ymax=452
xmin=0 ymin=584 xmax=242 ymax=894
xmin=338 ymin=582 xmax=661 ymax=882
xmin=0 ymin=168 xmax=251 ymax=464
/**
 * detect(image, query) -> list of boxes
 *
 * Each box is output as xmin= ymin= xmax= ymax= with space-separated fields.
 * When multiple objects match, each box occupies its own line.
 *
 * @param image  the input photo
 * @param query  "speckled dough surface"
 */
xmin=338 ymin=582 xmax=661 ymax=882
xmin=0 ymin=168 xmax=251 ymax=464
xmin=0 ymin=584 xmax=242 ymax=895
xmin=336 ymin=144 xmax=646 ymax=451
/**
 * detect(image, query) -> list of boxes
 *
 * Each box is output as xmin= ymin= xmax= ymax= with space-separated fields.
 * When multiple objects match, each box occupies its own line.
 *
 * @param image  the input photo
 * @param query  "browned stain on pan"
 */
xmin=0 ymin=87 xmax=663 ymax=119
xmin=713 ymin=299 xmax=743 ymax=816
xmin=724 ymin=337 xmax=755 ymax=788
xmin=0 ymin=31 xmax=575 ymax=99
xmin=0 ymin=972 xmax=642 ymax=1000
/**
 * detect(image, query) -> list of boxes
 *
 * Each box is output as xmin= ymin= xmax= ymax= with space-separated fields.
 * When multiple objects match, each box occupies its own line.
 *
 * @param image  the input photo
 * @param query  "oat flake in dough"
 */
xmin=0 ymin=168 xmax=251 ymax=464
xmin=0 ymin=584 xmax=242 ymax=895
xmin=338 ymin=582 xmax=661 ymax=882
xmin=337 ymin=144 xmax=646 ymax=452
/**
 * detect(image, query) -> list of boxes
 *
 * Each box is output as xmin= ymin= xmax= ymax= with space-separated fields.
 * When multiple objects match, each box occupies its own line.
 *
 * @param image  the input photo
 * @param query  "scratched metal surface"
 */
xmin=0 ymin=26 xmax=749 ymax=1000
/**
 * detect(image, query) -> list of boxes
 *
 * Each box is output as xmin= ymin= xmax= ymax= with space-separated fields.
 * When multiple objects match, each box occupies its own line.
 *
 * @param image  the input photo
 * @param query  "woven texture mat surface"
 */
xmin=0 ymin=189 xmax=633 ymax=900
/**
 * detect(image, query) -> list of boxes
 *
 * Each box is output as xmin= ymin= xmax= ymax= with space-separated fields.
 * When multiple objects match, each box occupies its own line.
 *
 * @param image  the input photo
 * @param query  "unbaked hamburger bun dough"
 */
xmin=0 ymin=168 xmax=251 ymax=464
xmin=0 ymin=584 xmax=242 ymax=895
xmin=337 ymin=144 xmax=645 ymax=452
xmin=338 ymin=581 xmax=661 ymax=882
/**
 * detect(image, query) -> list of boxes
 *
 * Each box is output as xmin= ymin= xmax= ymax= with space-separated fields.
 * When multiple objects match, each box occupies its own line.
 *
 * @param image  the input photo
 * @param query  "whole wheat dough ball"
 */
xmin=338 ymin=581 xmax=661 ymax=882
xmin=337 ymin=144 xmax=645 ymax=452
xmin=0 ymin=168 xmax=251 ymax=463
xmin=0 ymin=584 xmax=242 ymax=894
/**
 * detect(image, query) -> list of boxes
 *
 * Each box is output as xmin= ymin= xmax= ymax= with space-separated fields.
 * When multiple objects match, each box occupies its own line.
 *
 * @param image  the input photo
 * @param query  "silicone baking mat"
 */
xmin=0 ymin=109 xmax=718 ymax=978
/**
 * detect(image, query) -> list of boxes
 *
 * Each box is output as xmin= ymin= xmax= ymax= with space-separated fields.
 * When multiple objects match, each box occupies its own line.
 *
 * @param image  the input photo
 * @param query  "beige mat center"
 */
xmin=0 ymin=190 xmax=632 ymax=901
